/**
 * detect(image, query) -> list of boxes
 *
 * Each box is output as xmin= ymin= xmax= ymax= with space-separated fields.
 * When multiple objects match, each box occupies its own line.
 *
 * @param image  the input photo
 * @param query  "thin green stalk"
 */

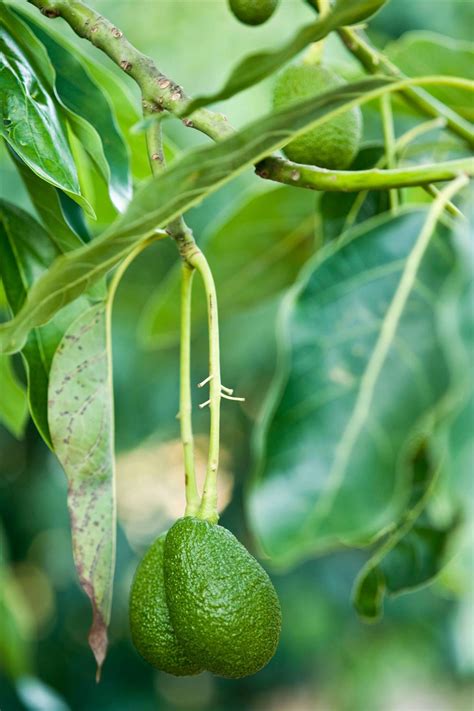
xmin=144 ymin=88 xmax=201 ymax=515
xmin=337 ymin=26 xmax=474 ymax=149
xmin=186 ymin=250 xmax=222 ymax=524
xmin=380 ymin=94 xmax=399 ymax=211
xmin=180 ymin=263 xmax=200 ymax=516
xmin=344 ymin=120 xmax=464 ymax=229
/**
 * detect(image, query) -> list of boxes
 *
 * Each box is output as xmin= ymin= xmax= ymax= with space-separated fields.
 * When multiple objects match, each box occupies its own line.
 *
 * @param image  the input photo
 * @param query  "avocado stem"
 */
xmin=180 ymin=262 xmax=200 ymax=516
xmin=186 ymin=250 xmax=221 ymax=524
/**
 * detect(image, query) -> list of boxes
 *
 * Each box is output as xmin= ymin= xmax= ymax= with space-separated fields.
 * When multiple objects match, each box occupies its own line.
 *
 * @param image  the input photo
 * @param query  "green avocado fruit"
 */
xmin=129 ymin=534 xmax=203 ymax=676
xmin=228 ymin=0 xmax=278 ymax=26
xmin=164 ymin=517 xmax=282 ymax=678
xmin=273 ymin=63 xmax=363 ymax=169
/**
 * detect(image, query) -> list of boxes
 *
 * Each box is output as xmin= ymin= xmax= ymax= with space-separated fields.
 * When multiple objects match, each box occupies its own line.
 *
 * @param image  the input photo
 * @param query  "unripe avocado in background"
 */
xmin=273 ymin=63 xmax=363 ymax=170
xmin=228 ymin=0 xmax=278 ymax=26
xmin=129 ymin=534 xmax=203 ymax=676
xmin=164 ymin=517 xmax=281 ymax=678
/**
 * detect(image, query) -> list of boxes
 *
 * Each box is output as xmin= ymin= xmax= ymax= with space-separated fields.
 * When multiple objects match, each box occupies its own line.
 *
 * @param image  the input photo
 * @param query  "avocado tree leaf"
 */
xmin=434 ymin=205 xmax=474 ymax=506
xmin=353 ymin=514 xmax=459 ymax=620
xmin=0 ymin=13 xmax=90 ymax=214
xmin=0 ymin=527 xmax=35 ymax=679
xmin=8 ymin=147 xmax=85 ymax=252
xmin=47 ymin=301 xmax=115 ymax=675
xmin=352 ymin=446 xmax=458 ymax=620
xmin=0 ymin=354 xmax=28 ymax=438
xmin=0 ymin=201 xmax=89 ymax=446
xmin=15 ymin=8 xmax=132 ymax=211
xmin=249 ymin=206 xmax=466 ymax=565
xmin=320 ymin=143 xmax=389 ymax=242
xmin=0 ymin=75 xmax=394 ymax=355
xmin=183 ymin=0 xmax=388 ymax=112
xmin=387 ymin=31 xmax=474 ymax=122
xmin=140 ymin=186 xmax=318 ymax=348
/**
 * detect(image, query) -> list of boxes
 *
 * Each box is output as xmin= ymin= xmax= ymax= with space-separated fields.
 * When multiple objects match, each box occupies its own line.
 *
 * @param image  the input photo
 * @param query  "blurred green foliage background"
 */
xmin=1 ymin=1 xmax=473 ymax=709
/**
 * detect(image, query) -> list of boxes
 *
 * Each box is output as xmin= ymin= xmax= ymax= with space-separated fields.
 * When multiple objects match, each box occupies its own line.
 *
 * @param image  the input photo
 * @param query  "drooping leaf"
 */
xmin=0 ymin=76 xmax=403 ymax=355
xmin=0 ymin=201 xmax=89 ymax=446
xmin=16 ymin=8 xmax=132 ymax=210
xmin=0 ymin=353 xmax=28 ymax=438
xmin=387 ymin=31 xmax=474 ymax=122
xmin=183 ymin=0 xmax=388 ymax=112
xmin=47 ymin=302 xmax=115 ymax=674
xmin=0 ymin=13 xmax=89 ymax=213
xmin=140 ymin=186 xmax=318 ymax=348
xmin=352 ymin=446 xmax=458 ymax=620
xmin=249 ymin=207 xmax=466 ymax=565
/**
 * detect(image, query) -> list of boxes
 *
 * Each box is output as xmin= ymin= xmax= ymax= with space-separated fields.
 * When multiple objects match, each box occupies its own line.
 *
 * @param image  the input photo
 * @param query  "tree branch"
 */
xmin=27 ymin=0 xmax=234 ymax=142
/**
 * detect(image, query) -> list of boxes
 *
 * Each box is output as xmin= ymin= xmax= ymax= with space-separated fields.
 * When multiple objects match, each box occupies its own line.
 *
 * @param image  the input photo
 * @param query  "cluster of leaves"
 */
xmin=0 ymin=0 xmax=472 ymax=677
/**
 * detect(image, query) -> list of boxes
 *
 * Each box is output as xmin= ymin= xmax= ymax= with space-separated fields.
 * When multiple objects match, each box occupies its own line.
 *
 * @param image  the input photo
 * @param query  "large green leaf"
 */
xmin=0 ymin=75 xmax=395 ymax=355
xmin=249 ymin=207 xmax=465 ymax=565
xmin=435 ymin=212 xmax=474 ymax=505
xmin=387 ymin=31 xmax=474 ymax=122
xmin=16 ymin=8 xmax=132 ymax=210
xmin=0 ymin=353 xmax=28 ymax=438
xmin=140 ymin=186 xmax=318 ymax=348
xmin=0 ymin=201 xmax=89 ymax=446
xmin=47 ymin=302 xmax=115 ymax=675
xmin=183 ymin=0 xmax=388 ymax=112
xmin=0 ymin=14 xmax=87 ymax=212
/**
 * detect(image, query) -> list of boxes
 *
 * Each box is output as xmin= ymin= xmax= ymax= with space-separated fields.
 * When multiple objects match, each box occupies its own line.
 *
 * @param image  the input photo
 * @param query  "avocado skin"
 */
xmin=129 ymin=534 xmax=203 ymax=676
xmin=273 ymin=64 xmax=362 ymax=170
xmin=228 ymin=0 xmax=278 ymax=26
xmin=164 ymin=517 xmax=281 ymax=679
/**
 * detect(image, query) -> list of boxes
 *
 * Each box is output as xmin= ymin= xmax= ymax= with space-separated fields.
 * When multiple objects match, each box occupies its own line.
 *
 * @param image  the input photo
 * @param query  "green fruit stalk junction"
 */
xmin=18 ymin=0 xmax=473 ymax=681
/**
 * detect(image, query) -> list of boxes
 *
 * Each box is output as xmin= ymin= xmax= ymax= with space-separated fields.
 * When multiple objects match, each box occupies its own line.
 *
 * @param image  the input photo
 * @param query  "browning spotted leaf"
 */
xmin=48 ymin=303 xmax=115 ymax=677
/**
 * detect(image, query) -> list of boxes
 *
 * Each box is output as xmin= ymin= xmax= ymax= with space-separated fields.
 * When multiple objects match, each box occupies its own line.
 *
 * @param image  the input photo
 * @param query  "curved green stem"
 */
xmin=186 ymin=250 xmax=222 ymax=524
xmin=180 ymin=263 xmax=200 ymax=516
xmin=257 ymin=156 xmax=474 ymax=192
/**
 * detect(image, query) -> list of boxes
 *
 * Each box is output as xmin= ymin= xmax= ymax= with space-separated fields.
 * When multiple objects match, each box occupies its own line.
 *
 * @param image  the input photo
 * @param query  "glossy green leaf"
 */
xmin=387 ymin=32 xmax=474 ymax=122
xmin=0 ymin=201 xmax=88 ymax=446
xmin=0 ymin=14 xmax=88 ymax=212
xmin=140 ymin=186 xmax=318 ymax=348
xmin=17 ymin=9 xmax=132 ymax=210
xmin=0 ymin=354 xmax=28 ymax=438
xmin=8 ymin=147 xmax=85 ymax=252
xmin=0 ymin=76 xmax=394 ymax=355
xmin=48 ymin=302 xmax=115 ymax=674
xmin=249 ymin=208 xmax=464 ymax=565
xmin=183 ymin=0 xmax=388 ymax=112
